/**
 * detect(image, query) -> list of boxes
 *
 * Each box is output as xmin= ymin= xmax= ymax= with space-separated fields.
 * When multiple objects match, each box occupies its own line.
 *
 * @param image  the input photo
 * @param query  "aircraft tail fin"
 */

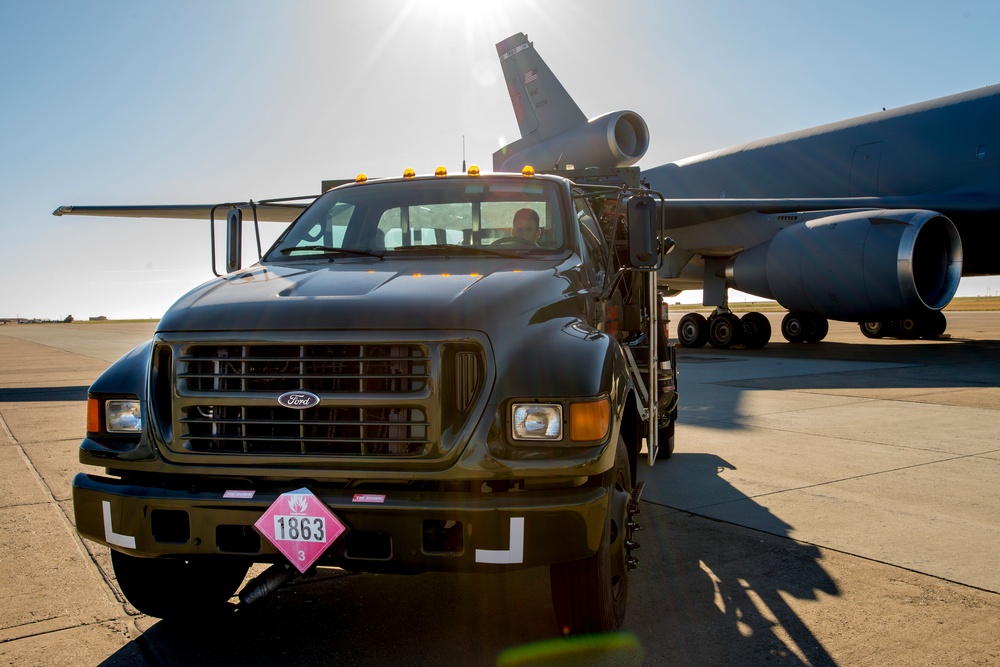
xmin=496 ymin=32 xmax=587 ymax=146
xmin=493 ymin=32 xmax=649 ymax=172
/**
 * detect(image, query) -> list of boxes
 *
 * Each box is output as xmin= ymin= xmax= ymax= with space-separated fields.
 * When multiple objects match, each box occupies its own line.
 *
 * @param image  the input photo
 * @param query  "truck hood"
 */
xmin=157 ymin=257 xmax=587 ymax=334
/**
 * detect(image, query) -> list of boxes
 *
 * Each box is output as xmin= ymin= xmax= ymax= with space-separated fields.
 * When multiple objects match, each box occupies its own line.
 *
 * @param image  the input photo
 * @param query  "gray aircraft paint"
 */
xmin=494 ymin=32 xmax=999 ymax=326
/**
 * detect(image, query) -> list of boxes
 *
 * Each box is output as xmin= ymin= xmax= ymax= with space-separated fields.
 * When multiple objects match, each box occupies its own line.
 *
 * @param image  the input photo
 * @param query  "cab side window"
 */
xmin=574 ymin=197 xmax=608 ymax=285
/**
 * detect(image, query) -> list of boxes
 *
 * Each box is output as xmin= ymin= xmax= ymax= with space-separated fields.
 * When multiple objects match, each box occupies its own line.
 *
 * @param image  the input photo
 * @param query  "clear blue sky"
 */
xmin=2 ymin=0 xmax=998 ymax=320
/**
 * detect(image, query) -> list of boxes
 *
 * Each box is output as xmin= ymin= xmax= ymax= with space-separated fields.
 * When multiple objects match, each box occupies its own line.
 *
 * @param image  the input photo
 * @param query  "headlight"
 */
xmin=511 ymin=404 xmax=562 ymax=441
xmin=105 ymin=399 xmax=142 ymax=433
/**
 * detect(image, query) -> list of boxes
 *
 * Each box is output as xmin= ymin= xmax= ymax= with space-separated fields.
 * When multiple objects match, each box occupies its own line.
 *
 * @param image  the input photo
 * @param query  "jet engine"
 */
xmin=727 ymin=209 xmax=962 ymax=320
xmin=494 ymin=111 xmax=649 ymax=172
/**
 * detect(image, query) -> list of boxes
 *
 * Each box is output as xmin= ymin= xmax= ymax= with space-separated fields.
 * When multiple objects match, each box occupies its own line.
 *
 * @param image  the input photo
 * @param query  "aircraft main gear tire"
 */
xmin=808 ymin=316 xmax=830 ymax=342
xmin=111 ymin=550 xmax=250 ymax=619
xmin=677 ymin=313 xmax=708 ymax=348
xmin=550 ymin=438 xmax=631 ymax=634
xmin=740 ymin=312 xmax=771 ymax=348
xmin=860 ymin=321 xmax=884 ymax=338
xmin=921 ymin=311 xmax=947 ymax=338
xmin=708 ymin=313 xmax=743 ymax=348
xmin=897 ymin=316 xmax=921 ymax=339
xmin=781 ymin=312 xmax=809 ymax=343
xmin=781 ymin=313 xmax=827 ymax=343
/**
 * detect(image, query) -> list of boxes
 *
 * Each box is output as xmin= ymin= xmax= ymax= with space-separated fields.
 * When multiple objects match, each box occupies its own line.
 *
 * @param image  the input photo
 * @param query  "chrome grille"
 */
xmin=180 ymin=343 xmax=429 ymax=394
xmin=181 ymin=404 xmax=429 ymax=455
xmin=162 ymin=339 xmax=485 ymax=459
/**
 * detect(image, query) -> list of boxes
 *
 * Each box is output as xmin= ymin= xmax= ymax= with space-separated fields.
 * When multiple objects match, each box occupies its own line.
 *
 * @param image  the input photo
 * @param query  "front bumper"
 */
xmin=73 ymin=473 xmax=608 ymax=573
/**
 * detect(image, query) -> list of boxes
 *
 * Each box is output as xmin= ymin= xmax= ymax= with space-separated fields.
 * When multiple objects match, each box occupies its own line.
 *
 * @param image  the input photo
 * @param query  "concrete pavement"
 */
xmin=1 ymin=316 xmax=998 ymax=665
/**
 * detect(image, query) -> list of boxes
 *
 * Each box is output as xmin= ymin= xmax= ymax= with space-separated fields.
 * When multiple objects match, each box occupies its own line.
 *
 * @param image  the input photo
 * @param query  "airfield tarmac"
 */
xmin=0 ymin=314 xmax=998 ymax=666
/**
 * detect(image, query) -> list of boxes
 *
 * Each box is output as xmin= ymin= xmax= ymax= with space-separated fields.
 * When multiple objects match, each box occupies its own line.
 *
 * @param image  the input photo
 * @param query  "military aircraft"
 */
xmin=492 ymin=32 xmax=1000 ymax=348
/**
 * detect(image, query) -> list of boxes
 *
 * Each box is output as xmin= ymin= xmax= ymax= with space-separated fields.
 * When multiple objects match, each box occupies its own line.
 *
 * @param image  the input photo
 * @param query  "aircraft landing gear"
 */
xmin=676 ymin=310 xmax=771 ymax=349
xmin=859 ymin=311 xmax=947 ymax=340
xmin=677 ymin=313 xmax=708 ymax=348
xmin=781 ymin=312 xmax=829 ymax=343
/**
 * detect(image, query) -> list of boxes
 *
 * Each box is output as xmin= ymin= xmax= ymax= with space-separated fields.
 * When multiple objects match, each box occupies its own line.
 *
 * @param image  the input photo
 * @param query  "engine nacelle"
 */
xmin=494 ymin=111 xmax=649 ymax=172
xmin=728 ymin=209 xmax=962 ymax=320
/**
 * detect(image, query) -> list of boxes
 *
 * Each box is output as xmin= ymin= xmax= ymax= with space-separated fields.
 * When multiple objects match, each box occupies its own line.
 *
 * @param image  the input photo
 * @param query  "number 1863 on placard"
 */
xmin=273 ymin=515 xmax=326 ymax=542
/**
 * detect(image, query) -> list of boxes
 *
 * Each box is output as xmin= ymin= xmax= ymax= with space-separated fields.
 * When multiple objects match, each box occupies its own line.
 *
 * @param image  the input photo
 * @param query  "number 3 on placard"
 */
xmin=297 ymin=550 xmax=306 ymax=561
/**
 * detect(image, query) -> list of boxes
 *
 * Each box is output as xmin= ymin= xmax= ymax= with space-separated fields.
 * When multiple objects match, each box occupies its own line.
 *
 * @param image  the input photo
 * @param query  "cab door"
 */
xmin=573 ymin=196 xmax=621 ymax=336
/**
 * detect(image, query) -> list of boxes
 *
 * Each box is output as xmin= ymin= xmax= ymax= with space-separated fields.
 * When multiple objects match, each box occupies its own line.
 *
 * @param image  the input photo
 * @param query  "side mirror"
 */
xmin=627 ymin=195 xmax=659 ymax=269
xmin=226 ymin=207 xmax=243 ymax=273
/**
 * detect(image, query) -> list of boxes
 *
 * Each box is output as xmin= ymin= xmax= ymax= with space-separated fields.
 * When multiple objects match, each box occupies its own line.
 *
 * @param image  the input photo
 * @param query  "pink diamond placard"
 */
xmin=254 ymin=488 xmax=347 ymax=574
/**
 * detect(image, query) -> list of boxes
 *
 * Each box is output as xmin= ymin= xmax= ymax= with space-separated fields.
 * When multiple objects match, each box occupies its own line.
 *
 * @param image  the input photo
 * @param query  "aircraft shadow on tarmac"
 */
xmin=0 ymin=385 xmax=89 ymax=402
xmin=677 ymin=337 xmax=1000 ymax=432
xmin=97 ymin=454 xmax=840 ymax=666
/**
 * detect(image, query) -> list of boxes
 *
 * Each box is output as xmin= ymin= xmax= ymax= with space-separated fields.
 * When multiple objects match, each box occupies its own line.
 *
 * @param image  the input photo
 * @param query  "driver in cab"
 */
xmin=511 ymin=208 xmax=541 ymax=244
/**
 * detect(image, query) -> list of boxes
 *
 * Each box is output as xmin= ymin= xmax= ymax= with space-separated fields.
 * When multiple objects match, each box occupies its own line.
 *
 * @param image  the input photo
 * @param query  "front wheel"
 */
xmin=111 ymin=550 xmax=250 ymax=619
xmin=550 ymin=439 xmax=632 ymax=634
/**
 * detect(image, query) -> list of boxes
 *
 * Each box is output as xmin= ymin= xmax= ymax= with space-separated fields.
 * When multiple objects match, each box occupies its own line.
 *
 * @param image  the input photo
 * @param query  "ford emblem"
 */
xmin=277 ymin=391 xmax=321 ymax=409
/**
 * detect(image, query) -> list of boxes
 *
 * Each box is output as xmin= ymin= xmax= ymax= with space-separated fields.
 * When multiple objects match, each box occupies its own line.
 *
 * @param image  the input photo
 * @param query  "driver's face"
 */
xmin=513 ymin=216 xmax=540 ymax=241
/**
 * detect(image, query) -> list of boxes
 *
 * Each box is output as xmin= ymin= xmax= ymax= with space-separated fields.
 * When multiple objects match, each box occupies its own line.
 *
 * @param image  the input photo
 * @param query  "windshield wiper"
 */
xmin=389 ymin=244 xmax=520 ymax=257
xmin=278 ymin=246 xmax=384 ymax=259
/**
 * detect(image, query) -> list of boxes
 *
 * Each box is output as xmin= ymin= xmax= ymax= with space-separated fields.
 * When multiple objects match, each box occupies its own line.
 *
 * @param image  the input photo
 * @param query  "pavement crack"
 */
xmin=0 ymin=412 xmax=18 ymax=444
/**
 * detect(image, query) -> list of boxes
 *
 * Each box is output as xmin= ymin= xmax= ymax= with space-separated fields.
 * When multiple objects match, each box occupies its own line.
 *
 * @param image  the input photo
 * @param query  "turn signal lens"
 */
xmin=87 ymin=398 xmax=100 ymax=432
xmin=569 ymin=398 xmax=610 ymax=442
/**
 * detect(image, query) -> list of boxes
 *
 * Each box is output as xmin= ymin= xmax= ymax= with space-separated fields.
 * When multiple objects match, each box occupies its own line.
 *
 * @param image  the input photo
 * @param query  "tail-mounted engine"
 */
xmin=495 ymin=111 xmax=649 ymax=172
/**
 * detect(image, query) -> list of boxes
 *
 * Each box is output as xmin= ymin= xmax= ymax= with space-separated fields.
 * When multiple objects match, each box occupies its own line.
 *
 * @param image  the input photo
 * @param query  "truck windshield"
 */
xmin=267 ymin=177 xmax=567 ymax=258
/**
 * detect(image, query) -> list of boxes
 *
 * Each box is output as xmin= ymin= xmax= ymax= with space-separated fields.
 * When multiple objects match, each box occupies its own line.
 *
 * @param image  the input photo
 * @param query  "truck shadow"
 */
xmin=631 ymin=452 xmax=840 ymax=666
xmin=99 ymin=457 xmax=837 ymax=666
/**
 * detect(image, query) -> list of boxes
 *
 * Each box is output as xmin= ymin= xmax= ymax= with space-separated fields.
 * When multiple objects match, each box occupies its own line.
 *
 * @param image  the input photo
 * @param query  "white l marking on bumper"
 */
xmin=102 ymin=500 xmax=136 ymax=549
xmin=475 ymin=517 xmax=524 ymax=564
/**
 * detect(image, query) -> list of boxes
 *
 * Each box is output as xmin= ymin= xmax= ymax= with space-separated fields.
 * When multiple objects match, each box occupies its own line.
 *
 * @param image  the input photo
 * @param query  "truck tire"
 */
xmin=111 ymin=550 xmax=250 ymax=619
xmin=550 ymin=438 xmax=631 ymax=634
xmin=659 ymin=408 xmax=676 ymax=459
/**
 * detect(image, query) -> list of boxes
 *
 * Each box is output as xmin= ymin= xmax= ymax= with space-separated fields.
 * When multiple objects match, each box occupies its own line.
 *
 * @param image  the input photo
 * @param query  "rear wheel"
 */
xmin=659 ymin=410 xmax=676 ymax=459
xmin=550 ymin=439 xmax=632 ymax=634
xmin=111 ymin=551 xmax=250 ymax=619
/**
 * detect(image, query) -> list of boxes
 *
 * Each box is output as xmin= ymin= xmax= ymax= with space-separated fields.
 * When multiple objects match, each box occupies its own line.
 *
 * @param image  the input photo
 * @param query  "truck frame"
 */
xmin=72 ymin=165 xmax=678 ymax=634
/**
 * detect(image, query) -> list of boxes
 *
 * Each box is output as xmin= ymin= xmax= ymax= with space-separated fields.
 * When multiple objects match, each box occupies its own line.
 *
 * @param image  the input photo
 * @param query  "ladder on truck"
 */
xmin=555 ymin=167 xmax=678 ymax=466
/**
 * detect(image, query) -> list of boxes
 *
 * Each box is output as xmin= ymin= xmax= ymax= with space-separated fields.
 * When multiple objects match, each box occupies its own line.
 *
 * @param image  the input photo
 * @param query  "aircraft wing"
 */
xmin=658 ymin=192 xmax=1000 ymax=226
xmin=52 ymin=201 xmax=308 ymax=223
